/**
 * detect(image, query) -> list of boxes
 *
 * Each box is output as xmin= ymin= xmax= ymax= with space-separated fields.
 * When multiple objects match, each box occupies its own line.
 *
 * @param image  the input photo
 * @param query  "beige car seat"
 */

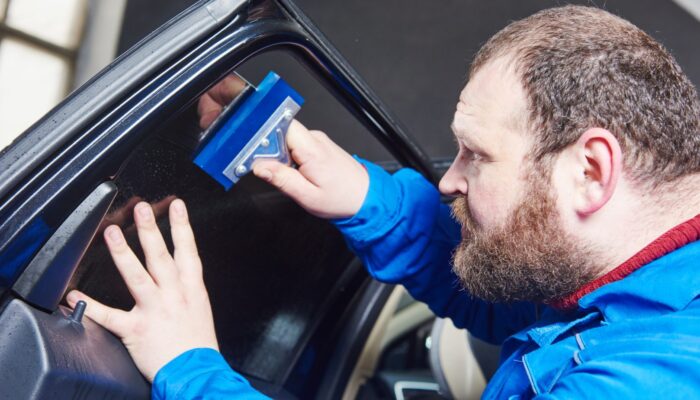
xmin=429 ymin=318 xmax=501 ymax=400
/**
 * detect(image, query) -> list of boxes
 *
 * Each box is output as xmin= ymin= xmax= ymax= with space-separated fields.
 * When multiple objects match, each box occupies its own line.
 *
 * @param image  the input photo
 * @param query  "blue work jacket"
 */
xmin=152 ymin=160 xmax=700 ymax=399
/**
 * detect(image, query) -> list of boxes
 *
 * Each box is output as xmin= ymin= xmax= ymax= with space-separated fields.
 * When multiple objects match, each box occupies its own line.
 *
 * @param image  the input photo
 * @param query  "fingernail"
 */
xmin=257 ymin=168 xmax=272 ymax=181
xmin=66 ymin=290 xmax=79 ymax=305
xmin=173 ymin=199 xmax=186 ymax=217
xmin=105 ymin=225 xmax=123 ymax=244
xmin=136 ymin=203 xmax=152 ymax=221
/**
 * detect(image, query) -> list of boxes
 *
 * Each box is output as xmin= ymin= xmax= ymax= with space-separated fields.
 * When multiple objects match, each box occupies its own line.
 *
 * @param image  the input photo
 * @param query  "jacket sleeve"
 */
xmin=152 ymin=348 xmax=271 ymax=400
xmin=333 ymin=158 xmax=536 ymax=344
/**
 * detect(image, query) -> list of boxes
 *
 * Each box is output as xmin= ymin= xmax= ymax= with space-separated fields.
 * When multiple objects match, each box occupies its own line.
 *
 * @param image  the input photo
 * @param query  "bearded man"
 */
xmin=68 ymin=5 xmax=700 ymax=399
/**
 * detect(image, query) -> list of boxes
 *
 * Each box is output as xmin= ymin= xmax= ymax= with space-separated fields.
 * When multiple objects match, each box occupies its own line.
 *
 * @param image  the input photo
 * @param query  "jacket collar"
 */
xmin=578 ymin=238 xmax=700 ymax=322
xmin=549 ymin=214 xmax=700 ymax=311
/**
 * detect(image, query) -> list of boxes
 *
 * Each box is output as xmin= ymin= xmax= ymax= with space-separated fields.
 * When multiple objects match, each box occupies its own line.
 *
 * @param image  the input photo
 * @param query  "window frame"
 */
xmin=0 ymin=0 xmax=435 ymax=270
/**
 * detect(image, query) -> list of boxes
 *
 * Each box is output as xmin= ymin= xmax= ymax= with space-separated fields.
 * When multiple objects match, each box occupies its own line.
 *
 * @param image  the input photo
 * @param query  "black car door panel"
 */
xmin=12 ymin=182 xmax=117 ymax=312
xmin=0 ymin=0 xmax=434 ymax=398
xmin=0 ymin=299 xmax=148 ymax=399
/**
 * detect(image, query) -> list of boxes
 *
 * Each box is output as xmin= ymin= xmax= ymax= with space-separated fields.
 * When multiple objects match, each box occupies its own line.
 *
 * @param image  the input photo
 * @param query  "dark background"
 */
xmin=117 ymin=0 xmax=700 ymax=161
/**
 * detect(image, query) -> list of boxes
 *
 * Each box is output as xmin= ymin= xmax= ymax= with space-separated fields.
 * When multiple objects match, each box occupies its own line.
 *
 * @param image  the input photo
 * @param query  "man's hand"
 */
xmin=252 ymin=122 xmax=369 ymax=219
xmin=66 ymin=199 xmax=218 ymax=382
xmin=197 ymin=74 xmax=247 ymax=129
xmin=199 ymin=74 xmax=369 ymax=220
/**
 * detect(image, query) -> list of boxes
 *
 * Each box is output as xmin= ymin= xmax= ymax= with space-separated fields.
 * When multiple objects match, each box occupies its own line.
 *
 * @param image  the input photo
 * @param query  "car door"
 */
xmin=0 ymin=0 xmax=437 ymax=398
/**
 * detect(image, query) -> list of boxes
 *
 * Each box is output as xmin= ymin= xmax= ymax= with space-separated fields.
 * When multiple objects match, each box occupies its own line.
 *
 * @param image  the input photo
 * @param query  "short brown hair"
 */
xmin=471 ymin=5 xmax=700 ymax=186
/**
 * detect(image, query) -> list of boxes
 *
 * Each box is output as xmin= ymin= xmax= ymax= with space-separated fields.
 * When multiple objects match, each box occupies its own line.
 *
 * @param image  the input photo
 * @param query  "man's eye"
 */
xmin=460 ymin=147 xmax=482 ymax=162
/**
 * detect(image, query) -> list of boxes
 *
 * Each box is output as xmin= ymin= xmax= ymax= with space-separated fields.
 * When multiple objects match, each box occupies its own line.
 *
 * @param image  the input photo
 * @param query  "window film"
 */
xmin=69 ymin=115 xmax=355 ymax=383
xmin=68 ymin=52 xmax=395 ymax=384
xmin=72 ymin=126 xmax=352 ymax=382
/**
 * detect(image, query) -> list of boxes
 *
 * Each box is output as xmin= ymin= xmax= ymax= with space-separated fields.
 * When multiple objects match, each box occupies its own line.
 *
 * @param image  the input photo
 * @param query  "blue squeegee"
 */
xmin=194 ymin=71 xmax=304 ymax=190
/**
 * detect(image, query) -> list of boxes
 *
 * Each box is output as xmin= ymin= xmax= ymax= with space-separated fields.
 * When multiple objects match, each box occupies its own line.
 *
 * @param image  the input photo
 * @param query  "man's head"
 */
xmin=440 ymin=5 xmax=700 ymax=303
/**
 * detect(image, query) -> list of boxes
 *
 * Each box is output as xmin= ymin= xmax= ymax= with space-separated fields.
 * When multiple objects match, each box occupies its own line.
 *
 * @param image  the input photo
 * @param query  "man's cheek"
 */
xmin=468 ymin=191 xmax=506 ymax=231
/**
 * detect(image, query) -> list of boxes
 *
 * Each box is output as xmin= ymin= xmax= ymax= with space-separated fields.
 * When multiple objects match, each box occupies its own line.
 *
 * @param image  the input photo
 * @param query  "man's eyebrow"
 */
xmin=450 ymin=122 xmax=474 ymax=145
xmin=451 ymin=121 xmax=489 ymax=153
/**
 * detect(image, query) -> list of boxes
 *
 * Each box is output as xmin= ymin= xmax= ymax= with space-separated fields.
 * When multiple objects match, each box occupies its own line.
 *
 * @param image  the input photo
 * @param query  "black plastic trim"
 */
xmin=12 ymin=182 xmax=117 ymax=312
xmin=314 ymin=280 xmax=395 ymax=400
xmin=0 ymin=298 xmax=149 ymax=399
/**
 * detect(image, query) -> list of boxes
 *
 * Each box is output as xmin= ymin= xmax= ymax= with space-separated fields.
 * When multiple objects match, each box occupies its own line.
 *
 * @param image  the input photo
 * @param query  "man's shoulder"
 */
xmin=581 ymin=303 xmax=700 ymax=357
xmin=536 ymin=307 xmax=700 ymax=397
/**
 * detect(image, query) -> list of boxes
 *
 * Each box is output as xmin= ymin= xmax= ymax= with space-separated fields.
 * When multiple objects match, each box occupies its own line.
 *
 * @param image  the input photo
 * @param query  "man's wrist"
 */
xmin=332 ymin=157 xmax=403 ymax=244
xmin=152 ymin=348 xmax=236 ymax=399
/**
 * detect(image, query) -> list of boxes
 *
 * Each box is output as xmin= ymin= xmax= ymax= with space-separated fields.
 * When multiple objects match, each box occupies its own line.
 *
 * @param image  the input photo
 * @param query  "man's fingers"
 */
xmin=208 ymin=74 xmax=246 ymax=105
xmin=169 ymin=199 xmax=203 ymax=284
xmin=198 ymin=75 xmax=248 ymax=129
xmin=253 ymin=160 xmax=320 ymax=207
xmin=197 ymin=93 xmax=222 ymax=129
xmin=66 ymin=290 xmax=130 ymax=338
xmin=151 ymin=195 xmax=177 ymax=219
xmin=104 ymin=225 xmax=158 ymax=306
xmin=133 ymin=202 xmax=178 ymax=286
xmin=285 ymin=120 xmax=322 ymax=164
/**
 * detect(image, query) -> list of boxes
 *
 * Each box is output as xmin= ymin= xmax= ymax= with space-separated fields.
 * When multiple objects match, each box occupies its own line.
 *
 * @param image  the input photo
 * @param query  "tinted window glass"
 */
xmin=67 ymin=65 xmax=377 ymax=384
xmin=237 ymin=51 xmax=395 ymax=162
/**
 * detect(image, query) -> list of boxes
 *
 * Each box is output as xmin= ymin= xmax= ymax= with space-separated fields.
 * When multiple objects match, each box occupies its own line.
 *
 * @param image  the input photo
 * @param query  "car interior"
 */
xmin=349 ymin=286 xmax=502 ymax=400
xmin=0 ymin=1 xmax=503 ymax=399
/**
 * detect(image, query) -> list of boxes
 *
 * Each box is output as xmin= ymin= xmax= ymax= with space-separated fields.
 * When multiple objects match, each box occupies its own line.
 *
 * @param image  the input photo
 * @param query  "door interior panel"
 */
xmin=0 ymin=299 xmax=148 ymax=400
xmin=12 ymin=182 xmax=117 ymax=312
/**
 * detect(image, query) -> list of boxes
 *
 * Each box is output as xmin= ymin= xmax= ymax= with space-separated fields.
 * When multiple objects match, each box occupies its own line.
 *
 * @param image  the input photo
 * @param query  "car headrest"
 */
xmin=428 ymin=318 xmax=500 ymax=400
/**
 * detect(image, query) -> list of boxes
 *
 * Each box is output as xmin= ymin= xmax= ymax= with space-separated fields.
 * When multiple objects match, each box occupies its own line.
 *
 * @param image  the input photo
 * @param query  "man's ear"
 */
xmin=572 ymin=128 xmax=622 ymax=216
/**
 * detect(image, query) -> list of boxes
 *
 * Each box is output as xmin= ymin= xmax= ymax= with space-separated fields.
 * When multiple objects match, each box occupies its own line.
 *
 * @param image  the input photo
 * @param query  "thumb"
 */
xmin=67 ymin=290 xmax=130 ymax=338
xmin=253 ymin=160 xmax=320 ymax=207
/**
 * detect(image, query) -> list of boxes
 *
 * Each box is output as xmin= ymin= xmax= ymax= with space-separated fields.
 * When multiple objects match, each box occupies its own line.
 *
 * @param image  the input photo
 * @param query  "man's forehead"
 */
xmin=451 ymin=107 xmax=491 ymax=152
xmin=451 ymin=110 xmax=474 ymax=136
xmin=453 ymin=84 xmax=483 ymax=129
xmin=453 ymin=57 xmax=528 ymax=137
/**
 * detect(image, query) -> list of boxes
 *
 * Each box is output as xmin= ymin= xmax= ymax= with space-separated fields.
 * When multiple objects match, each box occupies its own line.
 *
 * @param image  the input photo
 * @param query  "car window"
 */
xmin=237 ymin=52 xmax=395 ymax=162
xmin=69 ymin=134 xmax=353 ymax=384
xmin=67 ymin=52 xmax=392 ymax=387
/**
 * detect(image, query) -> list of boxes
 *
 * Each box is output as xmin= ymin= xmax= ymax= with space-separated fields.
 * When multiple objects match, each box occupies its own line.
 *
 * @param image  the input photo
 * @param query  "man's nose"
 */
xmin=438 ymin=162 xmax=468 ymax=196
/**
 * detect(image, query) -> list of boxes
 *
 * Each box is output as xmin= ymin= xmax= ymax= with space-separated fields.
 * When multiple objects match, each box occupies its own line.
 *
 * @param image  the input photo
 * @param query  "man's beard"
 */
xmin=451 ymin=164 xmax=601 ymax=304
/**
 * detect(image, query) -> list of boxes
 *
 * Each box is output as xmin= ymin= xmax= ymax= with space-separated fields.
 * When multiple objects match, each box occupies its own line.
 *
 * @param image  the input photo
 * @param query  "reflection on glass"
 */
xmin=6 ymin=0 xmax=86 ymax=48
xmin=0 ymin=38 xmax=69 ymax=147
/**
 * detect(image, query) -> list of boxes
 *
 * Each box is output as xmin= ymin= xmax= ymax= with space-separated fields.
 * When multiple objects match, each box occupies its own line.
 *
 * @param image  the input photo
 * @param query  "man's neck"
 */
xmin=551 ymin=208 xmax=700 ymax=311
xmin=586 ymin=175 xmax=700 ymax=277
